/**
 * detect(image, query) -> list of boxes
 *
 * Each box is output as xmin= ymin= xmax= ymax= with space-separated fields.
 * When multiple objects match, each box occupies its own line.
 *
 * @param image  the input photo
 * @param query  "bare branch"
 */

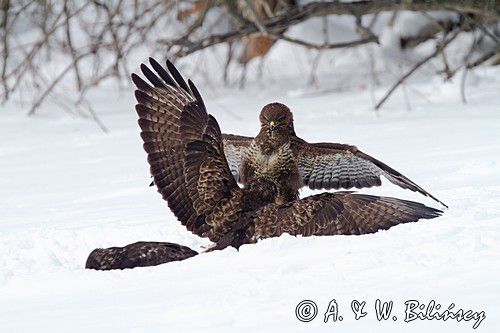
xmin=27 ymin=53 xmax=88 ymax=116
xmin=278 ymin=33 xmax=377 ymax=50
xmin=1 ymin=0 xmax=10 ymax=102
xmin=63 ymin=0 xmax=82 ymax=90
xmin=2 ymin=0 xmax=499 ymax=122
xmin=375 ymin=29 xmax=462 ymax=110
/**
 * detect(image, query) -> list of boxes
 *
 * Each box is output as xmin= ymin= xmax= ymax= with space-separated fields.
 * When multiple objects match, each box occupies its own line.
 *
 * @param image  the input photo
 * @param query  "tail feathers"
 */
xmin=85 ymin=241 xmax=198 ymax=270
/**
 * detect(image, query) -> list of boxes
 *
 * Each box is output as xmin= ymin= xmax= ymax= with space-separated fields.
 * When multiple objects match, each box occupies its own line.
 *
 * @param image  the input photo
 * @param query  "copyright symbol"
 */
xmin=295 ymin=300 xmax=318 ymax=322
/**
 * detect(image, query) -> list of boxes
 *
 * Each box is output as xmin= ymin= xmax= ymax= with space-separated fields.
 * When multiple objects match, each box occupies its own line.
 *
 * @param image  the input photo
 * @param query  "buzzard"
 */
xmin=224 ymin=108 xmax=447 ymax=208
xmin=85 ymin=58 xmax=442 ymax=270
xmin=140 ymin=61 xmax=446 ymax=208
xmin=86 ymin=241 xmax=198 ymax=270
xmin=239 ymin=102 xmax=302 ymax=204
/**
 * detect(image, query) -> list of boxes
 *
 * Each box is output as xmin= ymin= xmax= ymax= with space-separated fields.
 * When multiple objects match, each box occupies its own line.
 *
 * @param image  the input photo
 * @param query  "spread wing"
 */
xmin=85 ymin=241 xmax=198 ymax=270
xmin=221 ymin=135 xmax=446 ymax=207
xmin=249 ymin=192 xmax=442 ymax=240
xmin=85 ymin=192 xmax=441 ymax=270
xmin=133 ymin=58 xmax=238 ymax=239
xmin=222 ymin=134 xmax=252 ymax=182
xmin=293 ymin=139 xmax=447 ymax=208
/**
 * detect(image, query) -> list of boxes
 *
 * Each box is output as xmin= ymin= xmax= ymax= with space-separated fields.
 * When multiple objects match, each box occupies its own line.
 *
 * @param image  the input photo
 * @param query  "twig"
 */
xmin=278 ymin=33 xmax=378 ymax=50
xmin=63 ymin=0 xmax=82 ymax=91
xmin=461 ymin=12 xmax=500 ymax=46
xmin=162 ymin=0 xmax=499 ymax=58
xmin=78 ymin=98 xmax=109 ymax=133
xmin=223 ymin=41 xmax=234 ymax=85
xmin=309 ymin=15 xmax=329 ymax=85
xmin=460 ymin=66 xmax=469 ymax=103
xmin=375 ymin=29 xmax=461 ymax=110
xmin=27 ymin=53 xmax=87 ymax=116
xmin=242 ymin=0 xmax=268 ymax=35
xmin=402 ymin=81 xmax=412 ymax=111
xmin=460 ymin=31 xmax=478 ymax=103
xmin=1 ymin=0 xmax=10 ymax=102
xmin=467 ymin=49 xmax=497 ymax=68
xmin=6 ymin=2 xmax=89 ymax=92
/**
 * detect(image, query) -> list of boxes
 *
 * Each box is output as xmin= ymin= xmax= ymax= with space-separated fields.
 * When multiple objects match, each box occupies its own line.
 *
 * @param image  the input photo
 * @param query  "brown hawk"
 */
xmin=139 ymin=61 xmax=446 ymax=208
xmin=142 ymin=76 xmax=447 ymax=208
xmin=85 ymin=58 xmax=442 ymax=270
xmin=224 ymin=109 xmax=447 ymax=208
xmin=240 ymin=102 xmax=302 ymax=204
xmin=85 ymin=242 xmax=198 ymax=270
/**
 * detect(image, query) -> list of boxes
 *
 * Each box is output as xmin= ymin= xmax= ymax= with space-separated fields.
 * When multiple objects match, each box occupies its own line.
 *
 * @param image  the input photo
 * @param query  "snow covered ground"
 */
xmin=1 ymin=51 xmax=500 ymax=332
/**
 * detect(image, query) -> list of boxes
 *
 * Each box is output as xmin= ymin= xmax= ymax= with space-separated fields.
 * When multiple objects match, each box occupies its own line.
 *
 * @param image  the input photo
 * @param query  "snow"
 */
xmin=394 ymin=11 xmax=459 ymax=38
xmin=2 ymin=16 xmax=500 ymax=332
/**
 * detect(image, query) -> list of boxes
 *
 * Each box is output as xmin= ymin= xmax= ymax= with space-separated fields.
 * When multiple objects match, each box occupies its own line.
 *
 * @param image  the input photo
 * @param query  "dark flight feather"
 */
xmin=149 ymin=57 xmax=176 ymax=87
xmin=222 ymin=135 xmax=447 ymax=208
xmin=140 ymin=63 xmax=167 ymax=89
xmin=188 ymin=79 xmax=206 ymax=112
xmin=130 ymin=58 xmax=444 ymax=243
xmin=131 ymin=73 xmax=152 ymax=91
xmin=85 ymin=58 xmax=444 ymax=270
xmin=166 ymin=59 xmax=190 ymax=92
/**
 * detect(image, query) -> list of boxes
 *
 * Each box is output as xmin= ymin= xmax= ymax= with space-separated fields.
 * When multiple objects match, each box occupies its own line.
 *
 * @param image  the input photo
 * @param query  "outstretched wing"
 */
xmin=133 ymin=58 xmax=238 ymax=239
xmin=293 ymin=138 xmax=447 ymax=208
xmin=249 ymin=192 xmax=442 ymax=241
xmin=85 ymin=241 xmax=198 ymax=270
xmin=182 ymin=114 xmax=239 ymax=217
xmin=221 ymin=134 xmax=445 ymax=207
xmin=222 ymin=134 xmax=252 ymax=182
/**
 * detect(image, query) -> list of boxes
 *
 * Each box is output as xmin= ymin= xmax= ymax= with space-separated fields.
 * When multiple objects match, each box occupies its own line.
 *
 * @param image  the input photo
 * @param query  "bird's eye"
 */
xmin=277 ymin=115 xmax=285 ymax=122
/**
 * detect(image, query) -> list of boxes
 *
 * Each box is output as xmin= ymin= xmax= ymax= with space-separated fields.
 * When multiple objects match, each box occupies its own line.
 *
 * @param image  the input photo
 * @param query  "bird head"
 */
xmin=259 ymin=103 xmax=294 ymax=138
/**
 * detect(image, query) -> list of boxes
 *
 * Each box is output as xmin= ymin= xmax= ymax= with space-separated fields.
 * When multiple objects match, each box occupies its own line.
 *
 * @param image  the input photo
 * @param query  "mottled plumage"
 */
xmin=248 ymin=192 xmax=441 ymax=240
xmin=219 ymin=98 xmax=446 ymax=207
xmin=85 ymin=59 xmax=443 ymax=270
xmin=86 ymin=242 xmax=198 ymax=270
xmin=239 ymin=103 xmax=302 ymax=205
xmin=223 ymin=110 xmax=447 ymax=208
xmin=224 ymin=134 xmax=447 ymax=208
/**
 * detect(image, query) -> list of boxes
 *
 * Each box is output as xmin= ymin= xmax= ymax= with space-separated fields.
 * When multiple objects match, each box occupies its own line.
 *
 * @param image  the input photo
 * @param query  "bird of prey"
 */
xmin=141 ymin=73 xmax=447 ymax=208
xmin=86 ymin=241 xmax=198 ymax=270
xmin=135 ymin=61 xmax=446 ymax=208
xmin=223 ymin=108 xmax=447 ymax=208
xmin=138 ymin=60 xmax=447 ymax=208
xmin=239 ymin=102 xmax=302 ymax=204
xmin=84 ymin=58 xmax=442 ymax=271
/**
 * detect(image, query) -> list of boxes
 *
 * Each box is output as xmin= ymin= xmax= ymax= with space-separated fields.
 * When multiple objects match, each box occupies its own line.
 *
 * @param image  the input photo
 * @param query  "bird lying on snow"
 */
xmin=85 ymin=58 xmax=443 ymax=271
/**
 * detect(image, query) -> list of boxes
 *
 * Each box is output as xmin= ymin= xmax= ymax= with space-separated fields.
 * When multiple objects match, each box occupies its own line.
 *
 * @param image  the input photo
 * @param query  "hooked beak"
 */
xmin=269 ymin=121 xmax=276 ymax=131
